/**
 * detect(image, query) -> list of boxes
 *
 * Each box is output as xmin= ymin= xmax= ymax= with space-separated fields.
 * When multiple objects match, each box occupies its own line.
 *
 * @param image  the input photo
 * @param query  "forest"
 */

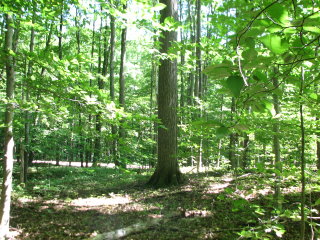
xmin=0 ymin=0 xmax=320 ymax=239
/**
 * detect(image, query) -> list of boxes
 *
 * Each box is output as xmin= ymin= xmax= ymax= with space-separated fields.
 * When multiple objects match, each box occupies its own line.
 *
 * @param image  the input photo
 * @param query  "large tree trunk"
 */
xmin=148 ymin=0 xmax=182 ymax=186
xmin=0 ymin=14 xmax=16 ymax=239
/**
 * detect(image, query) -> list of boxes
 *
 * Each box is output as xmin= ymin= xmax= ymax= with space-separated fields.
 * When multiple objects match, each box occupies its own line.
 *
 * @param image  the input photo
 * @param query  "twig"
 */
xmin=236 ymin=0 xmax=283 ymax=46
xmin=236 ymin=46 xmax=249 ymax=86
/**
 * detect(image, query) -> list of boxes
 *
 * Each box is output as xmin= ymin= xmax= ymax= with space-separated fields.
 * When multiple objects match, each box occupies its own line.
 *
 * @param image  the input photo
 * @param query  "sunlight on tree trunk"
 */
xmin=0 ymin=14 xmax=15 ymax=239
xmin=148 ymin=0 xmax=182 ymax=186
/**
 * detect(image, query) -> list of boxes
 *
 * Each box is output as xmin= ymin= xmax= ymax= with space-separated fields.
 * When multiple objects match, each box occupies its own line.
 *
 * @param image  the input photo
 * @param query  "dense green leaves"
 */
xmin=260 ymin=34 xmax=289 ymax=54
xmin=266 ymin=3 xmax=289 ymax=26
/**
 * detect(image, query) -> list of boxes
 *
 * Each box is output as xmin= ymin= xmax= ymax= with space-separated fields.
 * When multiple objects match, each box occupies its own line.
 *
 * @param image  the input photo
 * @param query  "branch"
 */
xmin=236 ymin=0 xmax=281 ymax=46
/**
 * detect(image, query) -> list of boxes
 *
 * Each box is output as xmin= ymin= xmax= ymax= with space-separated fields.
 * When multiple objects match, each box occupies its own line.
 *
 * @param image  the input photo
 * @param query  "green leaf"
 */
xmin=232 ymin=198 xmax=248 ymax=212
xmin=267 ymin=26 xmax=282 ymax=33
xmin=252 ymin=70 xmax=267 ymax=81
xmin=243 ymin=37 xmax=255 ymax=48
xmin=283 ymin=28 xmax=296 ymax=34
xmin=304 ymin=26 xmax=320 ymax=34
xmin=226 ymin=75 xmax=244 ymax=97
xmin=203 ymin=61 xmax=234 ymax=80
xmin=260 ymin=34 xmax=289 ymax=55
xmin=266 ymin=3 xmax=289 ymax=25
xmin=216 ymin=126 xmax=229 ymax=138
xmin=242 ymin=48 xmax=258 ymax=61
xmin=314 ymin=198 xmax=320 ymax=206
xmin=309 ymin=93 xmax=318 ymax=100
xmin=234 ymin=124 xmax=249 ymax=132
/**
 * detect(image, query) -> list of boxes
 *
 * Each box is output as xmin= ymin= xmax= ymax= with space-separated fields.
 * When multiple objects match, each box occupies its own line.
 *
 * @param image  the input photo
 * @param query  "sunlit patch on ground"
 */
xmin=9 ymin=167 xmax=319 ymax=240
xmin=235 ymin=186 xmax=273 ymax=199
xmin=206 ymin=182 xmax=230 ymax=194
xmin=70 ymin=195 xmax=132 ymax=207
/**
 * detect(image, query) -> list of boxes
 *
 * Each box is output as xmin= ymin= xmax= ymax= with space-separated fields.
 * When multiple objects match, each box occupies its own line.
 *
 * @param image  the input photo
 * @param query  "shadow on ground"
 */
xmin=10 ymin=168 xmax=320 ymax=240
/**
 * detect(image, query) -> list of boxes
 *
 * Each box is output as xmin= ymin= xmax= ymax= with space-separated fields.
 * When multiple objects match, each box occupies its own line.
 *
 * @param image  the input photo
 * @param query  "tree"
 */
xmin=0 ymin=13 xmax=16 ymax=239
xmin=148 ymin=0 xmax=182 ymax=186
xmin=109 ymin=13 xmax=120 ymax=167
xmin=118 ymin=2 xmax=127 ymax=163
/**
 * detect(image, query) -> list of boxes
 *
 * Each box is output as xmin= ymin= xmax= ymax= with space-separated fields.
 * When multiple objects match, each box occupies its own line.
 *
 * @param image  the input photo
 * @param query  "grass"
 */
xmin=3 ymin=164 xmax=320 ymax=239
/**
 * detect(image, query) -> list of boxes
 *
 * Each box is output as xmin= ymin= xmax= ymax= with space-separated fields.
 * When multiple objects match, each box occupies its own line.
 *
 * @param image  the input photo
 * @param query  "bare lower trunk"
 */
xmin=148 ymin=0 xmax=182 ymax=186
xmin=0 ymin=14 xmax=15 ymax=239
xmin=299 ymin=67 xmax=305 ymax=240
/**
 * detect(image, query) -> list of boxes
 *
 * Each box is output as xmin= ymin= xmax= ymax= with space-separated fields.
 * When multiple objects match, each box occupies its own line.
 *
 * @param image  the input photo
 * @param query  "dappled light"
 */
xmin=6 ymin=166 xmax=319 ymax=239
xmin=70 ymin=195 xmax=132 ymax=208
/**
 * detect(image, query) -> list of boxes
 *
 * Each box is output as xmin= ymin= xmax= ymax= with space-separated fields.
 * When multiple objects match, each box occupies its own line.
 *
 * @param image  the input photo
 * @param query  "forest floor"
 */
xmin=7 ymin=163 xmax=320 ymax=240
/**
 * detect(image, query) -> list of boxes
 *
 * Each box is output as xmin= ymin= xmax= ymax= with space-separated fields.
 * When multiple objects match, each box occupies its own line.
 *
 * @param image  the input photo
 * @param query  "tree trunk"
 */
xmin=229 ymin=97 xmax=236 ymax=169
xmin=58 ymin=4 xmax=63 ymax=60
xmin=299 ymin=67 xmax=305 ymax=240
xmin=241 ymin=134 xmax=249 ymax=169
xmin=0 ymin=14 xmax=16 ymax=239
xmin=179 ymin=0 xmax=185 ymax=111
xmin=23 ymin=6 xmax=36 ymax=182
xmin=317 ymin=117 xmax=320 ymax=170
xmin=118 ymin=3 xmax=127 ymax=168
xmin=150 ymin=39 xmax=157 ymax=168
xmin=272 ymin=68 xmax=281 ymax=208
xmin=195 ymin=0 xmax=202 ymax=99
xmin=40 ymin=20 xmax=53 ymax=76
xmin=148 ymin=0 xmax=182 ymax=186
xmin=119 ymin=4 xmax=127 ymax=111
xmin=93 ymin=17 xmax=104 ymax=167
xmin=109 ymin=14 xmax=119 ymax=166
xmin=186 ymin=0 xmax=194 ymax=106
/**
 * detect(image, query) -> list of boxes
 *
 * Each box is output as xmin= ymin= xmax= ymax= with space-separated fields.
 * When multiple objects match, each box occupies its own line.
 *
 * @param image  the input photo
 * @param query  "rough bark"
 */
xmin=0 ymin=14 xmax=15 ymax=239
xmin=148 ymin=0 xmax=182 ymax=186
